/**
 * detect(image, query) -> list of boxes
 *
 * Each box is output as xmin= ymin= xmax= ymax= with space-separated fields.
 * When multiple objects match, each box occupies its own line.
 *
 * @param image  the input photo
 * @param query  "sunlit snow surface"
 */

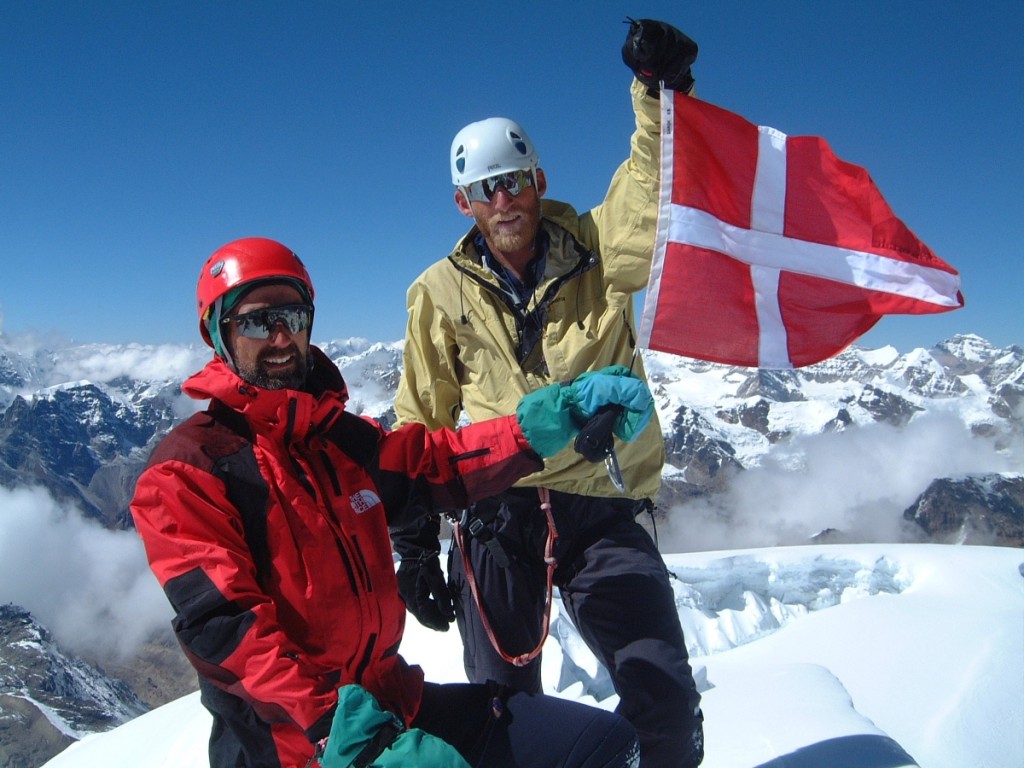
xmin=43 ymin=544 xmax=1024 ymax=768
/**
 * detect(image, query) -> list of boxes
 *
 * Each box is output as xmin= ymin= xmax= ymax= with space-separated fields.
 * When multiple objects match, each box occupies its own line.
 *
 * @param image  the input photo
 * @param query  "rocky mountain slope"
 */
xmin=0 ymin=605 xmax=147 ymax=768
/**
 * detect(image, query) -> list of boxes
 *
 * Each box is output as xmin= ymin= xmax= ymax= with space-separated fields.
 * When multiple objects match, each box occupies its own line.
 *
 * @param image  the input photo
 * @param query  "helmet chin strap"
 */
xmin=207 ymin=295 xmax=236 ymax=371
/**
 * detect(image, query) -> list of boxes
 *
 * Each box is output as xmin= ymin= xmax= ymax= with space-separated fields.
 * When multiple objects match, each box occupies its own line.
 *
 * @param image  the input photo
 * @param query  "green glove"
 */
xmin=570 ymin=366 xmax=655 ymax=441
xmin=319 ymin=685 xmax=469 ymax=768
xmin=516 ymin=366 xmax=655 ymax=458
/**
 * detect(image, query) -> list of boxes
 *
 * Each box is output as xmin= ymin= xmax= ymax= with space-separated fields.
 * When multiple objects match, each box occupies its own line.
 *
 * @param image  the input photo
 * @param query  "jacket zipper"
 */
xmin=354 ymin=632 xmax=377 ymax=685
xmin=316 ymin=448 xmax=374 ymax=593
xmin=283 ymin=420 xmax=363 ymax=598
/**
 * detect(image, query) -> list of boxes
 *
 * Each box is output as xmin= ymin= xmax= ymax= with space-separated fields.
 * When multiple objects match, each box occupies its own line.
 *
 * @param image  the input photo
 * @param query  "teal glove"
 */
xmin=571 ymin=366 xmax=655 ymax=441
xmin=516 ymin=365 xmax=655 ymax=458
xmin=319 ymin=685 xmax=469 ymax=768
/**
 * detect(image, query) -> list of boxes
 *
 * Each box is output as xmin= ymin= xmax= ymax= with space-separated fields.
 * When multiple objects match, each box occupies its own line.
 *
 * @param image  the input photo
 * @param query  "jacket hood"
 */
xmin=183 ymin=346 xmax=349 ymax=444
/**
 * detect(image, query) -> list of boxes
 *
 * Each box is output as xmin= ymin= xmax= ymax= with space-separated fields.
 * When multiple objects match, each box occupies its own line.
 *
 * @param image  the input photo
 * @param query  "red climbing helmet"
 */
xmin=196 ymin=237 xmax=315 ymax=348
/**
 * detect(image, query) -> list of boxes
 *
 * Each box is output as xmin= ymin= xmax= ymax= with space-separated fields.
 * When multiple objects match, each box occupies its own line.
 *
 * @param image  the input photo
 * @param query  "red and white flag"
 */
xmin=638 ymin=91 xmax=964 ymax=369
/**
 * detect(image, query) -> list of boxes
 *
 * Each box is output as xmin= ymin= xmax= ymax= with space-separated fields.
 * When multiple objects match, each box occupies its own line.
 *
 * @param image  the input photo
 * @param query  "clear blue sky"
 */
xmin=2 ymin=1 xmax=1021 ymax=354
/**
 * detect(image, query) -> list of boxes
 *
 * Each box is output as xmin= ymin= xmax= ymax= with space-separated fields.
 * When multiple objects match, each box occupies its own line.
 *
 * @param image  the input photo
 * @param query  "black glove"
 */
xmin=396 ymin=554 xmax=455 ymax=632
xmin=622 ymin=17 xmax=698 ymax=96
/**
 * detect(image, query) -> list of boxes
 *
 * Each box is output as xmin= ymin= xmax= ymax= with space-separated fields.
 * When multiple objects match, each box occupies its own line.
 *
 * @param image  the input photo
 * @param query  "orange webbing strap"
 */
xmin=455 ymin=487 xmax=558 ymax=668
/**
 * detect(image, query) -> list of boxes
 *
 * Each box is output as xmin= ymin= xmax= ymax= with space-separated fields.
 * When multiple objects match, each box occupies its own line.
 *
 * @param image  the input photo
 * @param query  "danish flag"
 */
xmin=637 ymin=91 xmax=964 ymax=369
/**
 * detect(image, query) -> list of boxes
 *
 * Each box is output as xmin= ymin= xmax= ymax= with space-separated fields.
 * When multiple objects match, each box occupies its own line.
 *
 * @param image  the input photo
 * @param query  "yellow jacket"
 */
xmin=395 ymin=79 xmax=664 ymax=500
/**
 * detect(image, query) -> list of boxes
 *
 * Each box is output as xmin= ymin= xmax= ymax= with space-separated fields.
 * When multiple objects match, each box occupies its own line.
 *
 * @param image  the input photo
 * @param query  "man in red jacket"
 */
xmin=131 ymin=236 xmax=656 ymax=768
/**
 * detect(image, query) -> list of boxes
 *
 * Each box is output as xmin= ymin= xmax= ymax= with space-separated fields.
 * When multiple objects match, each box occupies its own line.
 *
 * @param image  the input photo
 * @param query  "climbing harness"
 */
xmin=455 ymin=487 xmax=559 ymax=667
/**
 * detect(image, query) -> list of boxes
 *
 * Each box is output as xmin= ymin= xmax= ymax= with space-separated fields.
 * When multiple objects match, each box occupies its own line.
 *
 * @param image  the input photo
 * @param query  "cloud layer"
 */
xmin=0 ymin=486 xmax=171 ymax=661
xmin=659 ymin=411 xmax=1018 ymax=553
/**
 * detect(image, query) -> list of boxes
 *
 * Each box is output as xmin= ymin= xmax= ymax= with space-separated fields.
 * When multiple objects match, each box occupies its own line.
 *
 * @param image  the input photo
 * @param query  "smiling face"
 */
xmin=222 ymin=282 xmax=311 ymax=390
xmin=456 ymin=167 xmax=548 ymax=275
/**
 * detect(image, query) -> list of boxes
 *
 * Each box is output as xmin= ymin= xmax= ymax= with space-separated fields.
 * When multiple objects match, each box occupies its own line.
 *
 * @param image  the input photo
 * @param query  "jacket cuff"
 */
xmin=305 ymin=703 xmax=336 ymax=744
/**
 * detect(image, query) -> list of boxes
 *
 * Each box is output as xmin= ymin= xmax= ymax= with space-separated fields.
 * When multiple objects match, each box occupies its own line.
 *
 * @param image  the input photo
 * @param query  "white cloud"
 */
xmin=660 ymin=411 xmax=1014 ymax=553
xmin=0 ymin=485 xmax=171 ymax=660
xmin=56 ymin=343 xmax=209 ymax=385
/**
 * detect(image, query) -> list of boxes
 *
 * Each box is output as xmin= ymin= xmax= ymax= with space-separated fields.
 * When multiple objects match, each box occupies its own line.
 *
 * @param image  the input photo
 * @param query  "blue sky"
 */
xmin=2 ymin=1 xmax=1021 ymax=354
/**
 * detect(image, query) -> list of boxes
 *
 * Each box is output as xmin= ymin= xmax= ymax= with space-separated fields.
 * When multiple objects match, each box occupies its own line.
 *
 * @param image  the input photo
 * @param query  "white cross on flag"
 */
xmin=637 ymin=91 xmax=964 ymax=369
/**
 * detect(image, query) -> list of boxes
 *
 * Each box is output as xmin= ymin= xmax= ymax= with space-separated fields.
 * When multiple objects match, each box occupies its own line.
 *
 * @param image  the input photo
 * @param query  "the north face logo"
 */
xmin=349 ymin=489 xmax=382 ymax=514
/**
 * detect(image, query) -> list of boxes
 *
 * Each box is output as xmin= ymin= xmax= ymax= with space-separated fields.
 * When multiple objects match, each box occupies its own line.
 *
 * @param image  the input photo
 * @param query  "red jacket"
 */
xmin=130 ymin=349 xmax=541 ymax=767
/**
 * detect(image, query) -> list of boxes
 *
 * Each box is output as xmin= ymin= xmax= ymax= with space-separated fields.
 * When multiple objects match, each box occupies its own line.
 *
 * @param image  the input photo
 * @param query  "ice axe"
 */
xmin=574 ymin=405 xmax=627 ymax=493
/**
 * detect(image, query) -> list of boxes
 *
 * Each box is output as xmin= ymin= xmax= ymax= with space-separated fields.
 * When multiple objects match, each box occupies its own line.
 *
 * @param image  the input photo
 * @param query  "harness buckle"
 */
xmin=460 ymin=509 xmax=511 ymax=569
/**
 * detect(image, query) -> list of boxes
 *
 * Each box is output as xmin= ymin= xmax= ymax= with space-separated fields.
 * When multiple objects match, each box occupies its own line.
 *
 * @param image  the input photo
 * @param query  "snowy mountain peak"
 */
xmin=935 ymin=332 xmax=995 ymax=361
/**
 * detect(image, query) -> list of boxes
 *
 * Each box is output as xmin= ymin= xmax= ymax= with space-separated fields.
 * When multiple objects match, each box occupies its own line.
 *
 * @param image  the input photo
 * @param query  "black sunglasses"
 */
xmin=221 ymin=304 xmax=314 ymax=339
xmin=463 ymin=169 xmax=535 ymax=203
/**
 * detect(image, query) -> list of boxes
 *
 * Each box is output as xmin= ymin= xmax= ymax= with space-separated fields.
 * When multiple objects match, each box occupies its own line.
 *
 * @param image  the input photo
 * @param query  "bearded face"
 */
xmin=222 ymin=284 xmax=312 ymax=390
xmin=233 ymin=344 xmax=310 ymax=390
xmin=473 ymin=191 xmax=543 ymax=255
xmin=457 ymin=168 xmax=548 ymax=271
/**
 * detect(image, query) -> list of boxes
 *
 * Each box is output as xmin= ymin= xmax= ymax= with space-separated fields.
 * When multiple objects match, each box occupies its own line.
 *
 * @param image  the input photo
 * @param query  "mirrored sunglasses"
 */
xmin=222 ymin=304 xmax=314 ymax=339
xmin=463 ymin=169 xmax=535 ymax=203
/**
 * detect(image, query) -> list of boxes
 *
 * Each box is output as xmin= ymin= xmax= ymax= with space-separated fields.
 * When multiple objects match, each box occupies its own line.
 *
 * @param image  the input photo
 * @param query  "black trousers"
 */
xmin=202 ymin=678 xmax=637 ymax=768
xmin=413 ymin=682 xmax=639 ymax=767
xmin=448 ymin=488 xmax=704 ymax=768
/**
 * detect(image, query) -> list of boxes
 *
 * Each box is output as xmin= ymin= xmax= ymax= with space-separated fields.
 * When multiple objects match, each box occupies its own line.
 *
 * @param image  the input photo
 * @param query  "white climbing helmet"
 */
xmin=450 ymin=117 xmax=539 ymax=186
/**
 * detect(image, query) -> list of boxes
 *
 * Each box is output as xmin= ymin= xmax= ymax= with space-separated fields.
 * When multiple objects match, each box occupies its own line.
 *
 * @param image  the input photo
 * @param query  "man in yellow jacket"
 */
xmin=393 ymin=19 xmax=704 ymax=768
